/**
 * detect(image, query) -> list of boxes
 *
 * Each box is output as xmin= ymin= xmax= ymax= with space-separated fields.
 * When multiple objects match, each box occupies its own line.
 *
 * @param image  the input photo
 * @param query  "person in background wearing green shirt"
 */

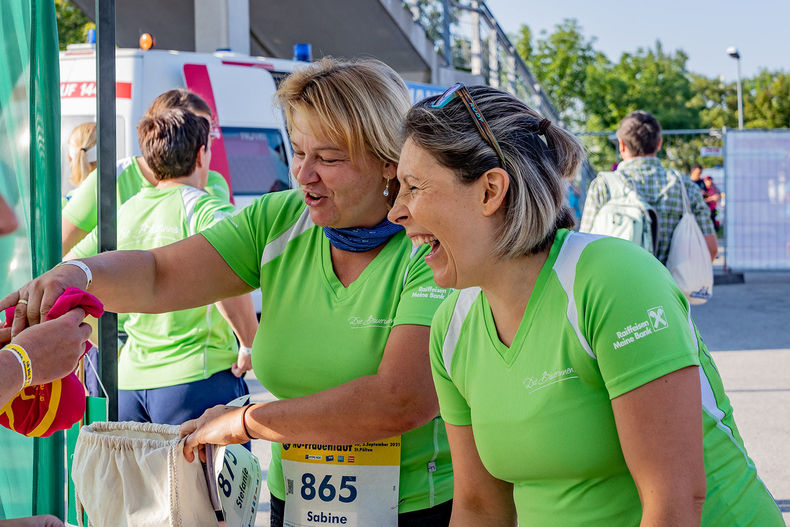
xmin=386 ymin=84 xmax=784 ymax=526
xmin=64 ymin=108 xmax=257 ymax=425
xmin=61 ymin=89 xmax=230 ymax=256
xmin=62 ymin=121 xmax=96 ymax=208
xmin=7 ymin=59 xmax=454 ymax=526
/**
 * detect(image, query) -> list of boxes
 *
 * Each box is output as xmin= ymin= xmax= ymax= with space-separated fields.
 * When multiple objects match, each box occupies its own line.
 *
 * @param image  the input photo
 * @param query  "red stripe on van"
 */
xmin=221 ymin=60 xmax=274 ymax=71
xmin=183 ymin=64 xmax=234 ymax=202
xmin=59 ymin=81 xmax=132 ymax=99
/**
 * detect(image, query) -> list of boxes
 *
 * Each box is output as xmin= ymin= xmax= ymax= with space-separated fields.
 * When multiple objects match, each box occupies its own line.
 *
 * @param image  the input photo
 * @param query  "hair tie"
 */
xmin=82 ymin=145 xmax=98 ymax=163
xmin=537 ymin=119 xmax=551 ymax=135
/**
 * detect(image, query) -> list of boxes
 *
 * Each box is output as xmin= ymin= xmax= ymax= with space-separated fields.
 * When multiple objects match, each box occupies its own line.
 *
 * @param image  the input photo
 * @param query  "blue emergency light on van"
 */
xmin=293 ymin=43 xmax=312 ymax=62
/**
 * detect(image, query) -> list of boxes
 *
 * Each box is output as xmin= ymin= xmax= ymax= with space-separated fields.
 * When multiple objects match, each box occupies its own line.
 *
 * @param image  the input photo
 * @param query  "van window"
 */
xmin=222 ymin=127 xmax=290 ymax=195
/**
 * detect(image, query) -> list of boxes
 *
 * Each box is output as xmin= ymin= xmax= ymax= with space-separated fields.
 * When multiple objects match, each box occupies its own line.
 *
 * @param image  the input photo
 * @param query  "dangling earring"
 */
xmin=383 ymin=178 xmax=391 ymax=197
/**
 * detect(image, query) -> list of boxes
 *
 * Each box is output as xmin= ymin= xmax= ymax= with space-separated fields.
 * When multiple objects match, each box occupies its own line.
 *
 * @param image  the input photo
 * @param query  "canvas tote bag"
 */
xmin=72 ymin=421 xmax=218 ymax=527
xmin=665 ymin=175 xmax=713 ymax=305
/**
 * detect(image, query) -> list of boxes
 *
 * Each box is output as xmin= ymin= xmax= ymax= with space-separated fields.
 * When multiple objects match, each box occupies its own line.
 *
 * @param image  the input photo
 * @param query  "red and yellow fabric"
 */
xmin=0 ymin=287 xmax=103 ymax=437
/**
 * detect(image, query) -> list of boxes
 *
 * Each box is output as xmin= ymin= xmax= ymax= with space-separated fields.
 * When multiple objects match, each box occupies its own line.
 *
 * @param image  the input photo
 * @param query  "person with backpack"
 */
xmin=580 ymin=111 xmax=717 ymax=265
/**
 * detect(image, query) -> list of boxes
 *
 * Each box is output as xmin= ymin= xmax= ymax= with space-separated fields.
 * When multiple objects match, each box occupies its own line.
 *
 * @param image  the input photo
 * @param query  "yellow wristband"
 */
xmin=3 ymin=343 xmax=33 ymax=388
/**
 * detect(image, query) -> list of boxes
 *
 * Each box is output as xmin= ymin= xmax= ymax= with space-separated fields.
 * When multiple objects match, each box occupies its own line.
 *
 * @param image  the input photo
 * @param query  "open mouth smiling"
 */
xmin=410 ymin=234 xmax=441 ymax=256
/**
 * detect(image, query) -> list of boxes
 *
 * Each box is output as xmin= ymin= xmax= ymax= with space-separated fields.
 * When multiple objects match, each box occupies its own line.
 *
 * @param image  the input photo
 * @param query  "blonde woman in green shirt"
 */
xmin=8 ymin=59 xmax=454 ymax=527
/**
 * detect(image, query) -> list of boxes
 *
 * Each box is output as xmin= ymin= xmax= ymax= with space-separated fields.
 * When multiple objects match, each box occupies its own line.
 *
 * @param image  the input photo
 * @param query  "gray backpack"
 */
xmin=586 ymin=171 xmax=659 ymax=254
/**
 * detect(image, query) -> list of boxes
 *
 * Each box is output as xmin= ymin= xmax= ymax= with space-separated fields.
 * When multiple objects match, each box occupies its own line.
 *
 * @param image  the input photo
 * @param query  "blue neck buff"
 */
xmin=324 ymin=219 xmax=404 ymax=252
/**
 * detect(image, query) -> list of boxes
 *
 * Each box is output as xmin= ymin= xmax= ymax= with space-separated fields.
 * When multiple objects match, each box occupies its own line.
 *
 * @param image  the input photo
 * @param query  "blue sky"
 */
xmin=485 ymin=0 xmax=790 ymax=81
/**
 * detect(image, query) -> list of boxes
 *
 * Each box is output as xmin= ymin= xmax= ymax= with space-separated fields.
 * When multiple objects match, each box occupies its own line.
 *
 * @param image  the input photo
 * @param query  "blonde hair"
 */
xmin=68 ymin=122 xmax=97 ymax=186
xmin=404 ymin=86 xmax=585 ymax=258
xmin=275 ymin=57 xmax=410 ymax=168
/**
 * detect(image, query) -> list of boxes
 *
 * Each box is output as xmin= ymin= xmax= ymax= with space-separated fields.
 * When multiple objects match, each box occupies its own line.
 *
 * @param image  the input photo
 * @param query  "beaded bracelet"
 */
xmin=3 ymin=343 xmax=33 ymax=388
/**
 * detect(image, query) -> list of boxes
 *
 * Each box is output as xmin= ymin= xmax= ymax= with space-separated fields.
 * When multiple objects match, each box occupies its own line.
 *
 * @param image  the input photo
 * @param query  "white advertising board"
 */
xmin=724 ymin=130 xmax=790 ymax=270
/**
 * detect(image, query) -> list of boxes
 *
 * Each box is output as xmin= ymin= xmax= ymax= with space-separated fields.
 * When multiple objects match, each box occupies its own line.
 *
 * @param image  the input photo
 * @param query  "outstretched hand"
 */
xmin=180 ymin=404 xmax=253 ymax=463
xmin=12 ymin=308 xmax=91 ymax=386
xmin=0 ymin=264 xmax=88 ymax=336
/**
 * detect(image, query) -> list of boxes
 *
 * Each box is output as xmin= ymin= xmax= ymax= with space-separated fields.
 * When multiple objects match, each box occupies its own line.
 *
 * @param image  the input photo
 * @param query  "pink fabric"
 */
xmin=1 ymin=287 xmax=104 ymax=437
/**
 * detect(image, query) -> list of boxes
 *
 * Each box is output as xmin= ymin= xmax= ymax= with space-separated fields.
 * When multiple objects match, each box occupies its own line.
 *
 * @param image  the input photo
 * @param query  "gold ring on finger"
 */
xmin=17 ymin=299 xmax=28 ymax=305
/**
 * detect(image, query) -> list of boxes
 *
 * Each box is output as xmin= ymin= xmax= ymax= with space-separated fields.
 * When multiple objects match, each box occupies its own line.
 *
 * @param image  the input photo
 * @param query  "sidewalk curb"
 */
xmin=714 ymin=271 xmax=745 ymax=285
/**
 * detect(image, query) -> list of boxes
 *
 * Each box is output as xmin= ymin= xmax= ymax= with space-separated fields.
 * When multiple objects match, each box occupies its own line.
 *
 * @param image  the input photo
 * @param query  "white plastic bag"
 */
xmin=72 ymin=421 xmax=218 ymax=527
xmin=665 ymin=179 xmax=713 ymax=305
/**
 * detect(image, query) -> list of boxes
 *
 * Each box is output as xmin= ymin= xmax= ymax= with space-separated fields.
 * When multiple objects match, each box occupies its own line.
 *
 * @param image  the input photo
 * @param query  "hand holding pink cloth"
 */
xmin=0 ymin=287 xmax=103 ymax=436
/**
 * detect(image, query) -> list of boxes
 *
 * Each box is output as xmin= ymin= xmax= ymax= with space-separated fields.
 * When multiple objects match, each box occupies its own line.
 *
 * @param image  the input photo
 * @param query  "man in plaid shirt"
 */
xmin=580 ymin=111 xmax=717 ymax=264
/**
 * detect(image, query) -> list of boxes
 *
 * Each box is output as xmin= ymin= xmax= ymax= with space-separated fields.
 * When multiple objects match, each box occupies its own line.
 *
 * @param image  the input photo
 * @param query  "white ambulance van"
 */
xmin=59 ymin=47 xmax=301 ymax=210
xmin=59 ymin=47 xmax=304 ymax=311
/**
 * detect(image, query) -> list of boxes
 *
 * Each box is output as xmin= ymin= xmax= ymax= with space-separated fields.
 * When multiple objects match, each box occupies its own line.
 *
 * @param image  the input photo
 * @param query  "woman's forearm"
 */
xmin=0 ymin=350 xmax=23 ymax=408
xmin=78 ymin=235 xmax=251 ymax=314
xmin=244 ymin=370 xmax=438 ymax=444
xmin=639 ymin=495 xmax=704 ymax=527
xmin=78 ymin=250 xmax=159 ymax=313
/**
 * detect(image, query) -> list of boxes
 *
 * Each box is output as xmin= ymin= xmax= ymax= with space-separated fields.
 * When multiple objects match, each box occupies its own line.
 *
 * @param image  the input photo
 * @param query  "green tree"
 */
xmin=55 ymin=0 xmax=93 ymax=50
xmin=744 ymin=70 xmax=790 ymax=128
xmin=584 ymin=41 xmax=700 ymax=131
xmin=686 ymin=73 xmax=738 ymax=129
xmin=514 ymin=24 xmax=532 ymax=64
xmin=516 ymin=18 xmax=603 ymax=127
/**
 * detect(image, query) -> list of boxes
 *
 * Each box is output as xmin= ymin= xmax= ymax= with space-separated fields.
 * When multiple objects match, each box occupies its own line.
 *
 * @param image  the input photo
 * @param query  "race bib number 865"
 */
xmin=281 ymin=437 xmax=401 ymax=527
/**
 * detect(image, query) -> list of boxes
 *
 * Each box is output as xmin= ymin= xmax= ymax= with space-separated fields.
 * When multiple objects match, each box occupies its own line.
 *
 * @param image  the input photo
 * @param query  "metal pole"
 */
xmin=735 ymin=58 xmax=744 ymax=130
xmin=441 ymin=0 xmax=452 ymax=67
xmin=506 ymin=49 xmax=516 ymax=95
xmin=722 ymin=127 xmax=729 ymax=272
xmin=470 ymin=1 xmax=481 ymax=75
xmin=95 ymin=0 xmax=118 ymax=421
xmin=488 ymin=25 xmax=498 ymax=88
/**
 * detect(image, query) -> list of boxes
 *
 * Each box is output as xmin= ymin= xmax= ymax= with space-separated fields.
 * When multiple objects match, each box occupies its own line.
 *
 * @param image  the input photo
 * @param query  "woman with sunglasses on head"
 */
xmin=388 ymin=84 xmax=783 ymax=526
xmin=4 ymin=59 xmax=454 ymax=527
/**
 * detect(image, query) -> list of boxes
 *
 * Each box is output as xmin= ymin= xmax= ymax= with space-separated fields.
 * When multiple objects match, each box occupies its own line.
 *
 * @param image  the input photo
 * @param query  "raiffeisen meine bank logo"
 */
xmin=647 ymin=306 xmax=668 ymax=331
xmin=613 ymin=306 xmax=669 ymax=350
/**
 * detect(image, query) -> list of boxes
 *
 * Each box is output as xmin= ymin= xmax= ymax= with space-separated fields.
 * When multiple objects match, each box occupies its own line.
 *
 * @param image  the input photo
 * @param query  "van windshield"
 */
xmin=222 ymin=127 xmax=290 ymax=195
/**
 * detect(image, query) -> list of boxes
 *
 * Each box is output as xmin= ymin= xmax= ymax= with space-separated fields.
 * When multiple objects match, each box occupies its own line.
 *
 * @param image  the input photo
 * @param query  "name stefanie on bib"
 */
xmin=280 ymin=436 xmax=401 ymax=527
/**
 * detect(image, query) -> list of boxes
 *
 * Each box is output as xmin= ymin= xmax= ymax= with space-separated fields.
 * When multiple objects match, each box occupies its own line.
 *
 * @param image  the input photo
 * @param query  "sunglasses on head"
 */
xmin=432 ymin=83 xmax=507 ymax=168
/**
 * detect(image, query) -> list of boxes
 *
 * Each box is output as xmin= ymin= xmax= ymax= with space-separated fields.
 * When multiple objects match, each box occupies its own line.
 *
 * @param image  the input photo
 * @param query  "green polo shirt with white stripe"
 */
xmin=79 ymin=185 xmax=238 ymax=390
xmin=201 ymin=189 xmax=454 ymax=513
xmin=431 ymin=229 xmax=782 ymax=526
xmin=63 ymin=155 xmax=230 ymax=234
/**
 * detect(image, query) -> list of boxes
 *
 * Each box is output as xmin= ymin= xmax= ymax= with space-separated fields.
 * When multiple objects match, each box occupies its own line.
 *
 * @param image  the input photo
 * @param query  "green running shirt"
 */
xmin=201 ymin=189 xmax=454 ymax=513
xmin=63 ymin=156 xmax=230 ymax=234
xmin=83 ymin=185 xmax=238 ymax=390
xmin=431 ymin=229 xmax=782 ymax=526
xmin=67 ymin=158 xmax=230 ymax=334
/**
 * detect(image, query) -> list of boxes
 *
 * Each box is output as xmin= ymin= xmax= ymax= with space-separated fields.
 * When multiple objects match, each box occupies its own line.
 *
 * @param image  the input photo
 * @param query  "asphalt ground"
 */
xmin=247 ymin=271 xmax=790 ymax=526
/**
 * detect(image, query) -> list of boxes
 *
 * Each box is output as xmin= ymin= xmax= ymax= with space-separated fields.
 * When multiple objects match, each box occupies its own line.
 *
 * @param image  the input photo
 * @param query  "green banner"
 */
xmin=0 ymin=0 xmax=63 ymax=519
